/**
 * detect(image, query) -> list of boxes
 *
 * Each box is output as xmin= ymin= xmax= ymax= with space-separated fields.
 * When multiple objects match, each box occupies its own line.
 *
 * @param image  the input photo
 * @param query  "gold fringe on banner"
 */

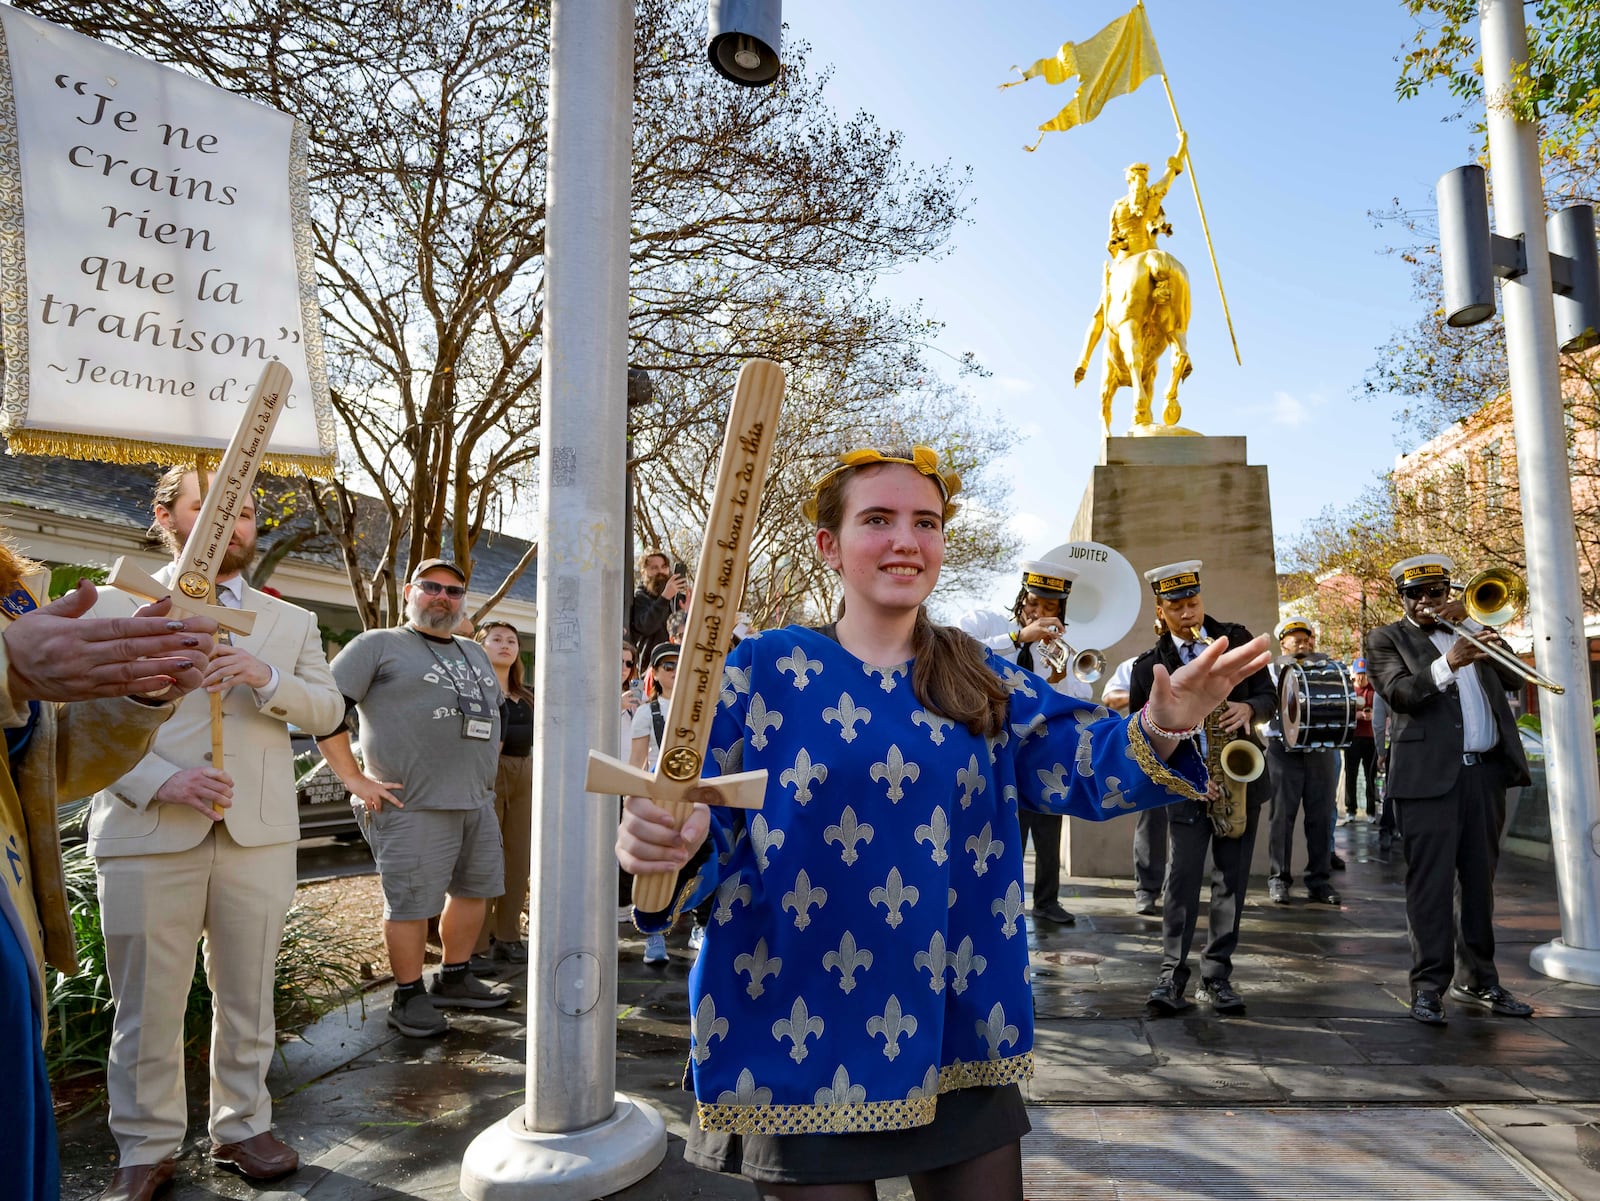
xmin=3 ymin=427 xmax=335 ymax=478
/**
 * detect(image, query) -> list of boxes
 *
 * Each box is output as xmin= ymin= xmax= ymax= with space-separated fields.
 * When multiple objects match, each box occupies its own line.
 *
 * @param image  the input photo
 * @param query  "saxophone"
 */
xmin=1189 ymin=627 xmax=1262 ymax=839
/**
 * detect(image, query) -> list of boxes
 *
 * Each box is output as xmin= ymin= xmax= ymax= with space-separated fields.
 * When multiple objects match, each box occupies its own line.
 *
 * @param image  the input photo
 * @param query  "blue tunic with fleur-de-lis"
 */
xmin=648 ymin=625 xmax=1204 ymax=1136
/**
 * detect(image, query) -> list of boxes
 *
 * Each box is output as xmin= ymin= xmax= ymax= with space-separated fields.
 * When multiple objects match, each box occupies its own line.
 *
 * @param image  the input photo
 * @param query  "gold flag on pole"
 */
xmin=1000 ymin=6 xmax=1163 ymax=150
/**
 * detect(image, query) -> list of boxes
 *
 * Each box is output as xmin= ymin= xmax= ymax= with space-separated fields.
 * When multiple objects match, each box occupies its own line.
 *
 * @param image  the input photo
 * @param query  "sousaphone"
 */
xmin=1035 ymin=541 xmax=1143 ymax=683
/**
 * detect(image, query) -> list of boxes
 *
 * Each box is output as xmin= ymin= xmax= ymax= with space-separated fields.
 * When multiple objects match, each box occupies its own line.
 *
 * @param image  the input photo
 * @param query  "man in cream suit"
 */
xmin=89 ymin=468 xmax=343 ymax=1201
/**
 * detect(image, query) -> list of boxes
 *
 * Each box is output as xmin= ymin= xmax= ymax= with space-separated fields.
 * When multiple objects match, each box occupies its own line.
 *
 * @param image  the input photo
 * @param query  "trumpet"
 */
xmin=1417 ymin=568 xmax=1564 ymax=695
xmin=1037 ymin=634 xmax=1107 ymax=684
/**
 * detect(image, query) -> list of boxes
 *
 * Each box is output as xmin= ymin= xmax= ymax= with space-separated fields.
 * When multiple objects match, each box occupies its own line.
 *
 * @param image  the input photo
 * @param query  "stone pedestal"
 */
xmin=1063 ymin=435 xmax=1278 ymax=880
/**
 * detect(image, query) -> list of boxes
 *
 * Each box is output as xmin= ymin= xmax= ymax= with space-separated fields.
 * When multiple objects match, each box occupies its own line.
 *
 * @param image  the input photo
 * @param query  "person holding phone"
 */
xmin=628 ymin=549 xmax=687 ymax=665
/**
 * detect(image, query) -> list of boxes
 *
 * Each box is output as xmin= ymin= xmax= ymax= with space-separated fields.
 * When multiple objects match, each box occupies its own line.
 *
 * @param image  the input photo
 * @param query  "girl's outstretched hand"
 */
xmin=1146 ymin=633 xmax=1273 ymax=738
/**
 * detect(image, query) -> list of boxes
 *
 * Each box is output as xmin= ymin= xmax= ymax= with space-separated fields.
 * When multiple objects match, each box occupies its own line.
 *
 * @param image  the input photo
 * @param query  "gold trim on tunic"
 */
xmin=695 ymin=1051 xmax=1034 ymax=1135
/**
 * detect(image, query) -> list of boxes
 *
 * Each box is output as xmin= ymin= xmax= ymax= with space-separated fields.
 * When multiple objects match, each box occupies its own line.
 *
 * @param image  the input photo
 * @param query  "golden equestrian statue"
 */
xmin=1073 ymin=131 xmax=1195 ymax=435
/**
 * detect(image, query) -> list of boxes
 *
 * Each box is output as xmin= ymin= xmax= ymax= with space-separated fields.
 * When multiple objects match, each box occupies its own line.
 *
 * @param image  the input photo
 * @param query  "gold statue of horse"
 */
xmin=1075 ymin=248 xmax=1193 ymax=433
xmin=1073 ymin=136 xmax=1196 ymax=435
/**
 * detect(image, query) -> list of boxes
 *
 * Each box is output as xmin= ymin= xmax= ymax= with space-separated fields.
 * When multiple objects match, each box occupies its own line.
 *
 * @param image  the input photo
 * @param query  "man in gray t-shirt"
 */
xmin=332 ymin=625 xmax=500 ymax=811
xmin=318 ymin=559 xmax=512 ymax=1037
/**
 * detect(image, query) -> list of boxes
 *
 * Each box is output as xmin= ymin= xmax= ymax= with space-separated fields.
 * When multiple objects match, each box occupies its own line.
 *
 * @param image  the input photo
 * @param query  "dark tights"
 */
xmin=756 ymin=1140 xmax=1023 ymax=1201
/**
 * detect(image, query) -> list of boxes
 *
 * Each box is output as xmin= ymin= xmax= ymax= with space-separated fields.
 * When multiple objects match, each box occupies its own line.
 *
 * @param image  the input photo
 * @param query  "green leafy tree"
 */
xmin=1300 ymin=3 xmax=1600 ymax=630
xmin=1398 ymin=0 xmax=1600 ymax=176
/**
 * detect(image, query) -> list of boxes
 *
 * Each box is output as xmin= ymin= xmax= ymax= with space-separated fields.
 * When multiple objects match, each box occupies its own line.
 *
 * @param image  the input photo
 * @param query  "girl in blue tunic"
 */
xmin=618 ymin=447 xmax=1270 ymax=1200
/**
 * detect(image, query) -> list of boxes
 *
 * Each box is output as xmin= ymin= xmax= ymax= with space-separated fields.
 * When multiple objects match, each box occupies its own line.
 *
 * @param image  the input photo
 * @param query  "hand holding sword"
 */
xmin=587 ymin=359 xmax=785 ymax=913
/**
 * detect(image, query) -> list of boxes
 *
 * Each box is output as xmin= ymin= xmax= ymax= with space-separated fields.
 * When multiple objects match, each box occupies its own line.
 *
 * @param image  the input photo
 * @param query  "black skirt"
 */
xmin=684 ymin=1083 xmax=1029 ymax=1185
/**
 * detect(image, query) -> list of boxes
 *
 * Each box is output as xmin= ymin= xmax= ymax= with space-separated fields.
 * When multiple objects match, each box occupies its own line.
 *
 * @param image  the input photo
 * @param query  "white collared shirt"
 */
xmin=1414 ymin=619 xmax=1496 ymax=753
xmin=155 ymin=564 xmax=281 ymax=703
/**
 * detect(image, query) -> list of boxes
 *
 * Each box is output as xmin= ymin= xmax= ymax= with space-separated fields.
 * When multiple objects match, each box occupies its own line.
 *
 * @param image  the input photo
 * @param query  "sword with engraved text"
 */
xmin=585 ymin=359 xmax=784 ymax=912
xmin=104 ymin=361 xmax=294 ymax=806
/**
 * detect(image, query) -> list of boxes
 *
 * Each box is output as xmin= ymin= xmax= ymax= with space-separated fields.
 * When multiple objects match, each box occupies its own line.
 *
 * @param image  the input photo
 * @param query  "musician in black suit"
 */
xmin=1365 ymin=553 xmax=1534 ymax=1026
xmin=1131 ymin=561 xmax=1276 ymax=1016
xmin=1265 ymin=619 xmax=1342 ymax=907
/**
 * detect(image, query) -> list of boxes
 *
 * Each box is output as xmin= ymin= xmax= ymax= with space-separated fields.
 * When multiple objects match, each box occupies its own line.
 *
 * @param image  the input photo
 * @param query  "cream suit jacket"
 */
xmin=87 ymin=581 xmax=345 ymax=856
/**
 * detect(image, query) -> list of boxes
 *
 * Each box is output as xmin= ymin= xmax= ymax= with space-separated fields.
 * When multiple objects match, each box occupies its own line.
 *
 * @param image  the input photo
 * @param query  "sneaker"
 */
xmin=687 ymin=923 xmax=705 ymax=953
xmin=1337 ymin=812 xmax=1351 ymax=826
xmin=467 ymin=953 xmax=500 ymax=976
xmin=1307 ymin=889 xmax=1342 ymax=907
xmin=1199 ymin=979 xmax=1247 ymax=1014
xmin=490 ymin=938 xmax=530 ymax=964
xmin=1034 ymin=900 xmax=1077 ymax=925
xmin=1133 ymin=892 xmax=1158 ymax=916
xmin=428 ymin=968 xmax=512 ymax=1009
xmin=1268 ymin=879 xmax=1289 ymax=904
xmin=1330 ymin=853 xmax=1347 ymax=871
xmin=1449 ymin=982 xmax=1534 ymax=1017
xmin=1146 ymin=977 xmax=1191 ymax=1015
xmin=643 ymin=932 xmax=669 ymax=965
xmin=387 ymin=990 xmax=448 ymax=1037
xmin=616 ymin=905 xmax=634 ymax=925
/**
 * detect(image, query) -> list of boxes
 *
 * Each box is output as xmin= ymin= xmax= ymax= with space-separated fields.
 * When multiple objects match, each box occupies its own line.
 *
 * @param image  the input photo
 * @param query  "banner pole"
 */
xmin=1138 ymin=1 xmax=1241 ymax=365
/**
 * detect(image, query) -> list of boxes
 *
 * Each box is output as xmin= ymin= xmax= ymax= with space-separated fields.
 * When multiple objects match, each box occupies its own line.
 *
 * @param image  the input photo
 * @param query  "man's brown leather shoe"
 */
xmin=98 ymin=1158 xmax=176 ymax=1201
xmin=210 ymin=1130 xmax=300 ymax=1180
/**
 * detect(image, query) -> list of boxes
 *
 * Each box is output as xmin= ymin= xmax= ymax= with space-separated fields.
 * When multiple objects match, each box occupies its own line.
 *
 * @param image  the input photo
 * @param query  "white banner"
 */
xmin=0 ymin=5 xmax=335 ymax=469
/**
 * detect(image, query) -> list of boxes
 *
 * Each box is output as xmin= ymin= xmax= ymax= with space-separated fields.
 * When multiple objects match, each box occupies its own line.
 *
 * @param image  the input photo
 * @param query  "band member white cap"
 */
xmin=1275 ymin=618 xmax=1315 ymax=642
xmin=1018 ymin=559 xmax=1078 ymax=600
xmin=1144 ymin=559 xmax=1203 ymax=600
xmin=1389 ymin=553 xmax=1456 ymax=590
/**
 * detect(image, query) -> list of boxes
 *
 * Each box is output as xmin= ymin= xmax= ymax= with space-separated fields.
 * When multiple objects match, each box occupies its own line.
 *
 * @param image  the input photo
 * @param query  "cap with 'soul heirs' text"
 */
xmin=1144 ymin=560 xmax=1203 ymax=600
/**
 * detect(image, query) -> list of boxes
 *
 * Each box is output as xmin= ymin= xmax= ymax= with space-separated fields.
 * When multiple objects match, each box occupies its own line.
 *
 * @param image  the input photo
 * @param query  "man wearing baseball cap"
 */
xmin=318 ymin=559 xmax=514 ymax=1040
xmin=1365 ymin=553 xmax=1532 ymax=1025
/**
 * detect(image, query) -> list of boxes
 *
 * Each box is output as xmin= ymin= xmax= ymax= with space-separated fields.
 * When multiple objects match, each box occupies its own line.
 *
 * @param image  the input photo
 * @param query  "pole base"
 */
xmin=459 ymin=1094 xmax=667 ymax=1201
xmin=1530 ymin=939 xmax=1600 ymax=986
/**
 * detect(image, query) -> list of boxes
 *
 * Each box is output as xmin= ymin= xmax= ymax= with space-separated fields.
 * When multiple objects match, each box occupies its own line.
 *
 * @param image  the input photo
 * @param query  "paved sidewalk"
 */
xmin=58 ymin=822 xmax=1600 ymax=1199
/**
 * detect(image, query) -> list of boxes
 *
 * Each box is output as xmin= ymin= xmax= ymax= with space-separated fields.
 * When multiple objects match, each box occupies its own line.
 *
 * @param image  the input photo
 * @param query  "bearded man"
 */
xmin=89 ymin=468 xmax=343 ymax=1201
xmin=317 ymin=559 xmax=513 ymax=1042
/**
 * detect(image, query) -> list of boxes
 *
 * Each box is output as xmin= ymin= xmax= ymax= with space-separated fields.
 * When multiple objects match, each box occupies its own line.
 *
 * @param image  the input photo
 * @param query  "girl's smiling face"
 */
xmin=816 ymin=463 xmax=945 ymax=617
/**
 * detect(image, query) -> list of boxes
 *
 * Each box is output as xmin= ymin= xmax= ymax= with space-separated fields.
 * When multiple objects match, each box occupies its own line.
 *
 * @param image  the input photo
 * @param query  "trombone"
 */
xmin=1418 ymin=568 xmax=1565 ymax=695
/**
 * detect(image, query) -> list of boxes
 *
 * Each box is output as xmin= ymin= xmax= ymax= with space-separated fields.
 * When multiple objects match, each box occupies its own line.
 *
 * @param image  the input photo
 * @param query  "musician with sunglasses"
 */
xmin=319 ymin=559 xmax=513 ymax=1041
xmin=1365 ymin=554 xmax=1533 ymax=1026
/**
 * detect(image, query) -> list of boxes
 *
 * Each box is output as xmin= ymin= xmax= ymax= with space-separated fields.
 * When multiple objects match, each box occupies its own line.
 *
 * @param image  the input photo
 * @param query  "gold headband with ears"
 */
xmin=802 ymin=446 xmax=963 ymax=524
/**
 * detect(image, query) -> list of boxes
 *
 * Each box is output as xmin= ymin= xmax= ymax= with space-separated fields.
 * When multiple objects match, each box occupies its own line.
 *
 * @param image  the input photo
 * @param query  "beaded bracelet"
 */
xmin=1140 ymin=702 xmax=1204 ymax=740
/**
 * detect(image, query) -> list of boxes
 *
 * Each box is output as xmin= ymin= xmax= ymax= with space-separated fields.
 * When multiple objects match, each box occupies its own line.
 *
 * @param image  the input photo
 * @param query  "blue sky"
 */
xmin=791 ymin=0 xmax=1476 ymax=612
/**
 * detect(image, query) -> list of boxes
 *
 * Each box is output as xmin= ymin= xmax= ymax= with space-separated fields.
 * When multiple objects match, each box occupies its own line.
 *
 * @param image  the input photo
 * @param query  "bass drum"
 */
xmin=1279 ymin=659 xmax=1356 ymax=750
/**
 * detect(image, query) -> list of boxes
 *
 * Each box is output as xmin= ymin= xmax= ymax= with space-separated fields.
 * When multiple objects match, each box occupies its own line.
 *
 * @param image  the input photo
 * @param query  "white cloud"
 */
xmin=1268 ymin=390 xmax=1315 ymax=426
xmin=1008 ymin=511 xmax=1049 ymax=543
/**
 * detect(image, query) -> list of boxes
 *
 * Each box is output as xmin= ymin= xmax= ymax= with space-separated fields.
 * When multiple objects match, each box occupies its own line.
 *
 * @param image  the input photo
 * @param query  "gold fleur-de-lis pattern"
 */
xmin=672 ymin=627 xmax=1207 ymax=1137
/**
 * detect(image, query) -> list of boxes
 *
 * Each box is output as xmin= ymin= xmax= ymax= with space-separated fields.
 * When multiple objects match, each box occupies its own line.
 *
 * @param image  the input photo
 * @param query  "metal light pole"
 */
xmin=1475 ymin=0 xmax=1600 ymax=984
xmin=460 ymin=2 xmax=667 ymax=1196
